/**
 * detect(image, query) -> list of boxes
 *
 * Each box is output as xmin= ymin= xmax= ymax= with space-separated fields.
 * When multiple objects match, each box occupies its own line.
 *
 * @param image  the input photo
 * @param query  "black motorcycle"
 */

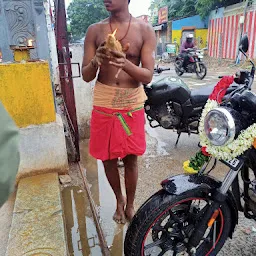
xmin=175 ymin=49 xmax=207 ymax=80
xmin=125 ymin=35 xmax=256 ymax=256
xmin=145 ymin=67 xmax=238 ymax=145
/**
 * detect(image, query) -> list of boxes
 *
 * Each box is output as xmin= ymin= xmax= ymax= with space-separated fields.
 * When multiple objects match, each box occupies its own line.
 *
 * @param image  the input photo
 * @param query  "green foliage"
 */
xmin=189 ymin=151 xmax=210 ymax=171
xmin=67 ymin=23 xmax=71 ymax=33
xmin=196 ymin=0 xmax=242 ymax=19
xmin=149 ymin=0 xmax=197 ymax=24
xmin=67 ymin=0 xmax=109 ymax=41
xmin=149 ymin=0 xmax=242 ymax=23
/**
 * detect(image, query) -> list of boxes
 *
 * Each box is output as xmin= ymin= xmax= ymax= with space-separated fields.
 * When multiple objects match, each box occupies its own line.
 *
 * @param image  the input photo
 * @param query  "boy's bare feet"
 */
xmin=125 ymin=204 xmax=135 ymax=222
xmin=113 ymin=196 xmax=126 ymax=224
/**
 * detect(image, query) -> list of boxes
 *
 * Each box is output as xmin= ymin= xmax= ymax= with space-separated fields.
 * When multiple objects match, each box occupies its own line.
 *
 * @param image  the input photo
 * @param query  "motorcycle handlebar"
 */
xmin=219 ymin=71 xmax=253 ymax=89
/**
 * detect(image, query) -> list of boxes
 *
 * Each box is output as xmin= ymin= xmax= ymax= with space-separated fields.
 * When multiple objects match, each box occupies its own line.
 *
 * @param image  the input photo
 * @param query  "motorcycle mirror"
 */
xmin=239 ymin=35 xmax=249 ymax=53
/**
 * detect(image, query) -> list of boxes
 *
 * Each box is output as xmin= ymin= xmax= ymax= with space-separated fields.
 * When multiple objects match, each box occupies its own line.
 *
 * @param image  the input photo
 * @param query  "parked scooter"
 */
xmin=125 ymin=35 xmax=256 ymax=256
xmin=175 ymin=48 xmax=207 ymax=79
xmin=145 ymin=66 xmax=238 ymax=145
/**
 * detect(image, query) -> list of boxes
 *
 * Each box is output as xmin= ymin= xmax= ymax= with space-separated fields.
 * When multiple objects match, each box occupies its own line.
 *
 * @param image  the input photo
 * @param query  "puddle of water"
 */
xmin=62 ymin=186 xmax=102 ymax=256
xmin=97 ymin=160 xmax=116 ymax=245
xmin=97 ymin=160 xmax=128 ymax=256
xmin=79 ymin=140 xmax=127 ymax=255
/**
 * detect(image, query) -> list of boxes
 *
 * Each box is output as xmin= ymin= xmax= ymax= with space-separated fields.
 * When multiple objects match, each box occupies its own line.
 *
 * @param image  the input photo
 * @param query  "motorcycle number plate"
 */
xmin=221 ymin=158 xmax=244 ymax=171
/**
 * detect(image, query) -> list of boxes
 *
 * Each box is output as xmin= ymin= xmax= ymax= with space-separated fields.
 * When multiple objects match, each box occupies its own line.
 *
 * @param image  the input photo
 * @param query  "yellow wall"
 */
xmin=0 ymin=62 xmax=55 ymax=127
xmin=196 ymin=29 xmax=208 ymax=49
xmin=172 ymin=29 xmax=208 ymax=51
xmin=172 ymin=30 xmax=182 ymax=47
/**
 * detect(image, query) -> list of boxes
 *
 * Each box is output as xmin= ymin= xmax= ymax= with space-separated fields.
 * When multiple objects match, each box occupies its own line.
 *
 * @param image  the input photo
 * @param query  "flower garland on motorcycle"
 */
xmin=184 ymin=76 xmax=256 ymax=174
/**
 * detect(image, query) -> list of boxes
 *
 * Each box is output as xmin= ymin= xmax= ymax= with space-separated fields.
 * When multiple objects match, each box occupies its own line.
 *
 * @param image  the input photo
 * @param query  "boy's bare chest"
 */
xmin=96 ymin=23 xmax=144 ymax=59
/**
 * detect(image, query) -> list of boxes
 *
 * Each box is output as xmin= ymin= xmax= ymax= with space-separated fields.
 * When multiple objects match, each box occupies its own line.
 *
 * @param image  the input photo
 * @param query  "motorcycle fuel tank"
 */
xmin=146 ymin=76 xmax=191 ymax=105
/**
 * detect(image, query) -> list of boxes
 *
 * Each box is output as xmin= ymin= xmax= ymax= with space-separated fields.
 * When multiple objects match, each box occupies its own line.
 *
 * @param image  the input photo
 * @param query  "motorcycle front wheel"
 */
xmin=124 ymin=189 xmax=232 ymax=256
xmin=195 ymin=62 xmax=207 ymax=80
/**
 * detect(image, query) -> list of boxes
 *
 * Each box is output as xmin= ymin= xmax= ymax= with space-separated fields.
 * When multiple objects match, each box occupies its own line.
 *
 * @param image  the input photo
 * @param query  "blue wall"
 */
xmin=172 ymin=15 xmax=208 ymax=30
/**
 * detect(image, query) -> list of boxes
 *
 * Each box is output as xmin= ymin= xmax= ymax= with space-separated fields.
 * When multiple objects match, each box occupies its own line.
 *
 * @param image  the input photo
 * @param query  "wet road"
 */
xmin=152 ymin=66 xmax=223 ymax=89
xmin=153 ymin=62 xmax=256 ymax=90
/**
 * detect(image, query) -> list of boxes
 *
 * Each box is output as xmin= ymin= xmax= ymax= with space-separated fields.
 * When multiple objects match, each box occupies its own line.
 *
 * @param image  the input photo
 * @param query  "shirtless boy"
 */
xmin=82 ymin=0 xmax=156 ymax=223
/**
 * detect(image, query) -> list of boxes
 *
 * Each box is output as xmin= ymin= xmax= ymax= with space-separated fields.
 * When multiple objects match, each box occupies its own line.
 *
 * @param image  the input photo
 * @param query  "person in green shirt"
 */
xmin=0 ymin=101 xmax=20 ymax=207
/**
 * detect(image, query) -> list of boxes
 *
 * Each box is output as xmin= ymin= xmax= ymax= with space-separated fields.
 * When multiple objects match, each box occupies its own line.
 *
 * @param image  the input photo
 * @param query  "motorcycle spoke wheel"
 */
xmin=142 ymin=198 xmax=224 ymax=256
xmin=196 ymin=63 xmax=207 ymax=80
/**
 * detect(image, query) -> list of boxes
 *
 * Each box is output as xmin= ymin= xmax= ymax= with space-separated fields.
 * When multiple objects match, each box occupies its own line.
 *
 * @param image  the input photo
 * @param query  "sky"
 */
xmin=65 ymin=0 xmax=152 ymax=17
xmin=129 ymin=0 xmax=151 ymax=17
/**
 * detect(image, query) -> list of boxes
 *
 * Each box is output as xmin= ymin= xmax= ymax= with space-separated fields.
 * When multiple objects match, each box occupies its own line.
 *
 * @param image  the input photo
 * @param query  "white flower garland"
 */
xmin=199 ymin=99 xmax=256 ymax=160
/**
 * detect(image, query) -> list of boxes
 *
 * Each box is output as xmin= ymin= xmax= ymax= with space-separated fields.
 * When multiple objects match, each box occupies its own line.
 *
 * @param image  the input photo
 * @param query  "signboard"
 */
xmin=158 ymin=6 xmax=168 ymax=24
xmin=166 ymin=44 xmax=177 ymax=54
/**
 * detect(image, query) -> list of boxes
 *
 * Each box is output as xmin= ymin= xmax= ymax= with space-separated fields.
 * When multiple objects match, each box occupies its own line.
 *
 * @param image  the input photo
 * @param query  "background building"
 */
xmin=172 ymin=15 xmax=208 ymax=51
xmin=208 ymin=1 xmax=256 ymax=60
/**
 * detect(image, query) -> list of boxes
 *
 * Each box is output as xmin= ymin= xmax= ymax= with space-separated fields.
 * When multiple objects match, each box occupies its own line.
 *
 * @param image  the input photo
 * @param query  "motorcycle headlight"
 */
xmin=204 ymin=108 xmax=236 ymax=146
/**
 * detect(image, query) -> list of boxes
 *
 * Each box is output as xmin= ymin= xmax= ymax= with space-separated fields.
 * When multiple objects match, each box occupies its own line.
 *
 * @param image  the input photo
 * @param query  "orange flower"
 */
xmin=253 ymin=138 xmax=256 ymax=149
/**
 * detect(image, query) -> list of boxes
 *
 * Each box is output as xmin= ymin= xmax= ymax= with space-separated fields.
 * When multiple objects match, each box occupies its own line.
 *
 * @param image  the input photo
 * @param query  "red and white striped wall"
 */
xmin=208 ymin=10 xmax=256 ymax=59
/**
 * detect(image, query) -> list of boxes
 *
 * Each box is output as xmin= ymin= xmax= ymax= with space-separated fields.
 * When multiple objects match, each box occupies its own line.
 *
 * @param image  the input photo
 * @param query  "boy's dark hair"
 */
xmin=128 ymin=0 xmax=130 ymax=3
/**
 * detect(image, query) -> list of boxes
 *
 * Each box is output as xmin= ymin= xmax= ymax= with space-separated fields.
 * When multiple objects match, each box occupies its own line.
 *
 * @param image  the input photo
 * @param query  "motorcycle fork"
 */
xmin=242 ymin=166 xmax=253 ymax=219
xmin=231 ymin=175 xmax=243 ymax=211
xmin=195 ymin=61 xmax=200 ymax=72
xmin=188 ymin=168 xmax=241 ymax=252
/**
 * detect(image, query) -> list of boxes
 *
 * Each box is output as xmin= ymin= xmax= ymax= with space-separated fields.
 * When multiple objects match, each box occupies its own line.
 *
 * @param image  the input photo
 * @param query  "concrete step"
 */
xmin=0 ymin=193 xmax=16 ymax=256
xmin=6 ymin=173 xmax=67 ymax=256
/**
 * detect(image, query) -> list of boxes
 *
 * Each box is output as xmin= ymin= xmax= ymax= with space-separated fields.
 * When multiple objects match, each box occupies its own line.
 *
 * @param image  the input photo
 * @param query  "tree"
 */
xmin=67 ymin=0 xmax=109 ymax=41
xmin=149 ymin=0 xmax=197 ymax=25
xmin=149 ymin=0 xmax=242 ymax=24
xmin=196 ymin=0 xmax=242 ymax=19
